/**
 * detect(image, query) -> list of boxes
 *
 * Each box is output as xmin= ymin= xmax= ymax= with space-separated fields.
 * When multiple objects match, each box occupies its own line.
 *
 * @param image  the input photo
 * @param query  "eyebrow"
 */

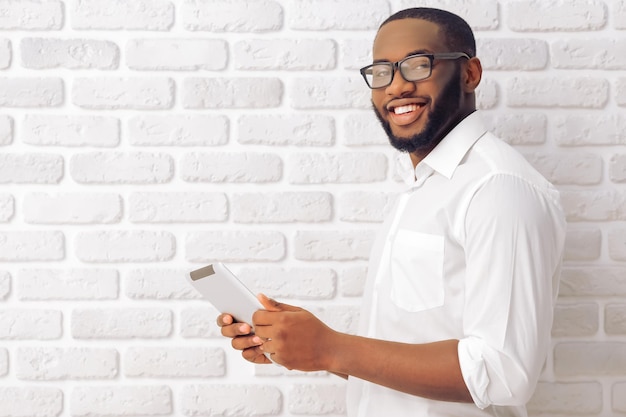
xmin=372 ymin=49 xmax=433 ymax=64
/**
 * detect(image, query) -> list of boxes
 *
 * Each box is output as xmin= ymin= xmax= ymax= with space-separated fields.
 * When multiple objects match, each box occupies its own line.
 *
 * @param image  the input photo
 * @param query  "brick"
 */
xmin=523 ymin=152 xmax=602 ymax=185
xmin=614 ymin=382 xmax=626 ymax=412
xmin=0 ymin=77 xmax=63 ymax=107
xmin=0 ymin=270 xmax=9 ymax=300
xmin=552 ymin=38 xmax=626 ymax=69
xmin=606 ymin=304 xmax=626 ymax=334
xmin=24 ymin=192 xmax=122 ymax=224
xmin=0 ymin=309 xmax=61 ymax=339
xmin=0 ymin=193 xmax=13 ymax=221
xmin=560 ymin=190 xmax=626 ymax=221
xmin=483 ymin=113 xmax=546 ymax=145
xmin=234 ymin=39 xmax=336 ymax=70
xmin=129 ymin=192 xmax=227 ymax=223
xmin=343 ymin=113 xmax=389 ymax=146
xmin=610 ymin=154 xmax=626 ymax=182
xmin=0 ymin=153 xmax=63 ymax=184
xmin=124 ymin=347 xmax=224 ymax=377
xmin=618 ymin=77 xmax=626 ymax=106
xmin=0 ymin=388 xmax=62 ymax=416
xmin=180 ymin=307 xmax=222 ymax=338
xmin=183 ymin=77 xmax=282 ymax=108
xmin=126 ymin=268 xmax=200 ymax=300
xmin=552 ymin=303 xmax=599 ymax=337
xmin=608 ymin=229 xmax=626 ymax=261
xmin=127 ymin=39 xmax=227 ymax=70
xmin=560 ymin=266 xmax=626 ymax=297
xmin=341 ymin=39 xmax=372 ymax=70
xmin=182 ymin=0 xmax=283 ymax=32
xmin=340 ymin=266 xmax=368 ymax=297
xmin=555 ymin=342 xmax=626 ymax=376
xmin=528 ymin=382 xmax=602 ymax=415
xmin=616 ymin=0 xmax=626 ymax=29
xmin=22 ymin=115 xmax=120 ymax=147
xmin=477 ymin=38 xmax=548 ymax=70
xmin=185 ymin=231 xmax=286 ymax=262
xmin=396 ymin=0 xmax=499 ymax=30
xmin=294 ymin=230 xmax=376 ymax=261
xmin=73 ymin=77 xmax=174 ymax=109
xmin=181 ymin=152 xmax=282 ymax=183
xmin=554 ymin=114 xmax=626 ymax=146
xmin=238 ymin=114 xmax=334 ymax=147
xmin=0 ymin=231 xmax=64 ymax=261
xmin=338 ymin=191 xmax=396 ymax=222
xmin=72 ymin=308 xmax=172 ymax=339
xmin=0 ymin=0 xmax=63 ymax=30
xmin=232 ymin=192 xmax=332 ymax=223
xmin=181 ymin=385 xmax=281 ymax=416
xmin=17 ymin=268 xmax=118 ymax=301
xmin=71 ymin=386 xmax=172 ymax=416
xmin=75 ymin=231 xmax=175 ymax=263
xmin=288 ymin=0 xmax=389 ymax=30
xmin=506 ymin=76 xmax=608 ymax=108
xmin=288 ymin=152 xmax=387 ymax=184
xmin=20 ymin=38 xmax=119 ymax=69
xmin=0 ymin=348 xmax=6 ymax=376
xmin=71 ymin=0 xmax=174 ymax=30
xmin=563 ymin=229 xmax=602 ymax=262
xmin=289 ymin=384 xmax=346 ymax=414
xmin=128 ymin=114 xmax=228 ymax=146
xmin=0 ymin=115 xmax=11 ymax=145
xmin=476 ymin=78 xmax=498 ymax=109
xmin=0 ymin=38 xmax=10 ymax=68
xmin=70 ymin=152 xmax=173 ymax=184
xmin=290 ymin=77 xmax=370 ymax=109
xmin=238 ymin=267 xmax=336 ymax=299
xmin=16 ymin=347 xmax=118 ymax=380
xmin=507 ymin=0 xmax=607 ymax=31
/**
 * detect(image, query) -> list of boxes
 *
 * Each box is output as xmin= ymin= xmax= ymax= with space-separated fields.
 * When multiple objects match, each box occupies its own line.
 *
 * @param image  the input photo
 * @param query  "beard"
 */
xmin=373 ymin=66 xmax=463 ymax=154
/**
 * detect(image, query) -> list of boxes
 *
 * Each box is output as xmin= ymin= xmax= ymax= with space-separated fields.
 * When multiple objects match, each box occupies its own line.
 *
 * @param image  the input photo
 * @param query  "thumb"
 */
xmin=258 ymin=293 xmax=300 ymax=312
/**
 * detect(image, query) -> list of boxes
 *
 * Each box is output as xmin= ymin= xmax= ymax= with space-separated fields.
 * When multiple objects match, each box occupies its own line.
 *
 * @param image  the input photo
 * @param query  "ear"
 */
xmin=462 ymin=57 xmax=482 ymax=93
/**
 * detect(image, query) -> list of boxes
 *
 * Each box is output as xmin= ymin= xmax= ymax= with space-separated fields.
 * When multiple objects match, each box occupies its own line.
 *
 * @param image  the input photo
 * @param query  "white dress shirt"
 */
xmin=346 ymin=111 xmax=566 ymax=417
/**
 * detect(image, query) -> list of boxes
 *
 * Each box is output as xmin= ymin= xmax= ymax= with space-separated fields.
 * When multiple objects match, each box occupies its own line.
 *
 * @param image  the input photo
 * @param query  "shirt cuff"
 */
xmin=458 ymin=337 xmax=516 ymax=409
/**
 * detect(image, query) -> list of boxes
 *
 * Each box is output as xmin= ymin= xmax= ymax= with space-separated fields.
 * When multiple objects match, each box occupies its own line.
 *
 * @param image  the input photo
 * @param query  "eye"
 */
xmin=372 ymin=65 xmax=391 ymax=78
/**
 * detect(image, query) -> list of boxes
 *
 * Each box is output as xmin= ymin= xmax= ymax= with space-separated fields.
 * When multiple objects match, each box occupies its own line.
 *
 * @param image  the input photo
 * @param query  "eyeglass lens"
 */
xmin=364 ymin=55 xmax=432 ymax=88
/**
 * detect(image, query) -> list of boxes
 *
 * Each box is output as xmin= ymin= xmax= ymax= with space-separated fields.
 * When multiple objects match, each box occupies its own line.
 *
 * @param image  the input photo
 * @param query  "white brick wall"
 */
xmin=0 ymin=0 xmax=624 ymax=415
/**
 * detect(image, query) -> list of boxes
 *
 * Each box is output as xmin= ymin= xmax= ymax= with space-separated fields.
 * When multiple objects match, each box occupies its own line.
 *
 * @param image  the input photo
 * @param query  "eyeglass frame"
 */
xmin=359 ymin=52 xmax=471 ymax=89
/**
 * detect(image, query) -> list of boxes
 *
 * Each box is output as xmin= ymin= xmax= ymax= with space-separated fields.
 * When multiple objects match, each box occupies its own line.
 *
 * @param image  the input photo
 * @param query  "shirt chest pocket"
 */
xmin=390 ymin=230 xmax=445 ymax=312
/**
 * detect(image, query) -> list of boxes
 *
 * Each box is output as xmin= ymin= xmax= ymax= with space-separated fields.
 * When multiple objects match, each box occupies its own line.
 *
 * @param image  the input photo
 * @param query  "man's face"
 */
xmin=370 ymin=18 xmax=465 ymax=155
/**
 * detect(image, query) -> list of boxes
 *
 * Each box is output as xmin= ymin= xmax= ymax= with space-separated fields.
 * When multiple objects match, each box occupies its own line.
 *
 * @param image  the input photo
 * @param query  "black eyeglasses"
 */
xmin=359 ymin=52 xmax=470 ymax=89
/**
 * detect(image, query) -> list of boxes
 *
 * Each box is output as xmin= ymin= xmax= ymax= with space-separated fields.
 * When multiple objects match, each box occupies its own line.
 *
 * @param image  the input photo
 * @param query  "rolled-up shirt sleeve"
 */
xmin=457 ymin=173 xmax=566 ymax=409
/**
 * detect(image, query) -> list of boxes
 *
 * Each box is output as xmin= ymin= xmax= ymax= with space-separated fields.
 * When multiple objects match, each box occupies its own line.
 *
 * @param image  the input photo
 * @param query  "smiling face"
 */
xmin=371 ymin=18 xmax=476 ymax=164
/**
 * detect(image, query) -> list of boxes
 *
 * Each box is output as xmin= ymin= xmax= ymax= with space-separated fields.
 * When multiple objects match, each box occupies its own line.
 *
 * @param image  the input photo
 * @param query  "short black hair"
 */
xmin=380 ymin=7 xmax=476 ymax=58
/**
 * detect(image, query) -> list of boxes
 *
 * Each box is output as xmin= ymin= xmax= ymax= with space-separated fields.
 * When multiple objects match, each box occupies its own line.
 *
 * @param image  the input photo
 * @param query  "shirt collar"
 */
xmin=398 ymin=110 xmax=487 ymax=186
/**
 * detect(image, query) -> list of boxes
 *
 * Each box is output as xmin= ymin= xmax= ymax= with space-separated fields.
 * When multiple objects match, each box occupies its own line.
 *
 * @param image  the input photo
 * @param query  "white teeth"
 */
xmin=393 ymin=104 xmax=418 ymax=115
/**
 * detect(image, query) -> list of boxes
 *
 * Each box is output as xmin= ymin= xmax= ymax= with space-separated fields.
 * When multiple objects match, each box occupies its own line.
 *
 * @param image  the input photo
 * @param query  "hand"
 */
xmin=252 ymin=294 xmax=337 ymax=371
xmin=216 ymin=313 xmax=272 ymax=365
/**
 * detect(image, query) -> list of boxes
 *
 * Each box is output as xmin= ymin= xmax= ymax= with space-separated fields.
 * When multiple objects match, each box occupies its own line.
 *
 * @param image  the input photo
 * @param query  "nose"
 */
xmin=384 ymin=66 xmax=416 ymax=97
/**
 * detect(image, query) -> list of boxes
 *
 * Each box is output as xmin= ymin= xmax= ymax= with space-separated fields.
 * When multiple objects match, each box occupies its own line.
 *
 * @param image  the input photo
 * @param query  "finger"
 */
xmin=257 ymin=293 xmax=300 ymax=312
xmin=242 ymin=346 xmax=272 ymax=365
xmin=231 ymin=335 xmax=263 ymax=352
xmin=220 ymin=322 xmax=252 ymax=338
xmin=216 ymin=313 xmax=233 ymax=327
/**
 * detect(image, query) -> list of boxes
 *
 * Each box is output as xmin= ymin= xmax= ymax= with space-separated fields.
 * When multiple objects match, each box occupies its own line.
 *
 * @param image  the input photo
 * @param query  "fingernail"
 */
xmin=252 ymin=336 xmax=262 ymax=345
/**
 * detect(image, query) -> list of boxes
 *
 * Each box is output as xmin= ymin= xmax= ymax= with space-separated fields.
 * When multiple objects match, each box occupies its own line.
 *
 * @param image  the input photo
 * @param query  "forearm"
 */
xmin=326 ymin=332 xmax=473 ymax=403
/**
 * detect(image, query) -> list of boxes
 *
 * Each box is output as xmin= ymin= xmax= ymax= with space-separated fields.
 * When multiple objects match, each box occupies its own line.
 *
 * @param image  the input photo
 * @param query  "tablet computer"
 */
xmin=188 ymin=262 xmax=263 ymax=330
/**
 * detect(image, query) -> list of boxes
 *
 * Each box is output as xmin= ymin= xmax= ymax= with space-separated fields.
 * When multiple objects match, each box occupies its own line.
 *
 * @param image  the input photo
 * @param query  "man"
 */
xmin=217 ymin=7 xmax=566 ymax=417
